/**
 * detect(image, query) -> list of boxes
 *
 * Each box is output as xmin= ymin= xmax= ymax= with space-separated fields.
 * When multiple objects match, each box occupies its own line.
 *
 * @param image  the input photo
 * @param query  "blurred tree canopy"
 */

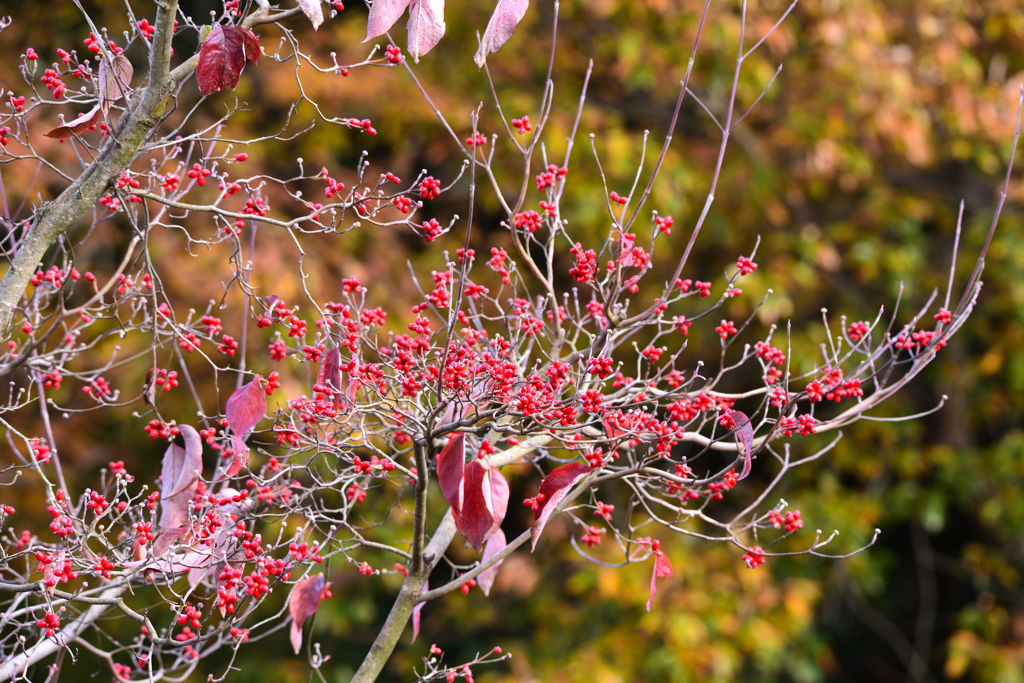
xmin=3 ymin=0 xmax=1024 ymax=681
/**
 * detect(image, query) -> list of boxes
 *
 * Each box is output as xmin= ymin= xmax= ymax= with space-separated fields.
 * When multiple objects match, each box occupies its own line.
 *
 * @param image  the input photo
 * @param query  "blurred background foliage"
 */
xmin=4 ymin=0 xmax=1024 ymax=681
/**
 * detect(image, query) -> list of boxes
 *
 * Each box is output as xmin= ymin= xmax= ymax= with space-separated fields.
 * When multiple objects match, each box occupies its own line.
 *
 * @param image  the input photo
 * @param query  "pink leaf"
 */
xmin=406 ymin=0 xmax=445 ymax=62
xmin=297 ymin=0 xmax=324 ymax=30
xmin=732 ymin=411 xmax=755 ymax=480
xmin=98 ymin=53 xmax=133 ymax=103
xmin=439 ymin=400 xmax=472 ymax=427
xmin=647 ymin=549 xmax=673 ymax=612
xmin=43 ymin=549 xmax=65 ymax=595
xmin=435 ymin=433 xmax=465 ymax=518
xmin=151 ymin=526 xmax=187 ymax=557
xmin=477 ymin=528 xmax=506 ymax=597
xmin=159 ymin=426 xmax=202 ymax=530
xmin=289 ymin=574 xmax=327 ymax=654
xmin=473 ymin=0 xmax=529 ymax=68
xmin=317 ymin=347 xmax=342 ymax=408
xmin=127 ymin=509 xmax=243 ymax=579
xmin=342 ymin=375 xmax=360 ymax=414
xmin=226 ymin=376 xmax=266 ymax=436
xmin=180 ymin=507 xmax=242 ymax=586
xmin=412 ymin=580 xmax=427 ymax=642
xmin=365 ymin=0 xmax=411 ymax=42
xmin=530 ymin=462 xmax=590 ymax=550
xmin=196 ymin=25 xmax=260 ymax=96
xmin=133 ymin=537 xmax=147 ymax=564
xmin=161 ymin=424 xmax=203 ymax=501
xmin=44 ymin=103 xmax=101 ymax=139
xmin=158 ymin=474 xmax=192 ymax=531
xmin=457 ymin=459 xmax=507 ymax=551
xmin=221 ymin=436 xmax=249 ymax=479
xmin=218 ymin=584 xmax=237 ymax=618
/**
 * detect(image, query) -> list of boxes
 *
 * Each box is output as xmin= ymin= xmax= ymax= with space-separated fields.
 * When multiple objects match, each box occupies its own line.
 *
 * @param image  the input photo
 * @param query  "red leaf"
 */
xmin=365 ymin=0 xmax=411 ymax=41
xmin=457 ymin=460 xmax=507 ymax=551
xmin=645 ymin=545 xmax=673 ymax=613
xmin=412 ymin=580 xmax=427 ymax=642
xmin=317 ymin=347 xmax=343 ymax=408
xmin=161 ymin=424 xmax=203 ymax=504
xmin=530 ymin=462 xmax=590 ymax=550
xmin=240 ymin=27 xmax=261 ymax=64
xmin=435 ymin=433 xmax=465 ymax=518
xmin=473 ymin=0 xmax=529 ymax=68
xmin=477 ymin=528 xmax=506 ymax=597
xmin=603 ymin=414 xmax=628 ymax=440
xmin=486 ymin=461 xmax=509 ymax=540
xmin=196 ymin=25 xmax=260 ymax=96
xmin=732 ymin=411 xmax=755 ymax=480
xmin=44 ymin=103 xmax=101 ymax=139
xmin=226 ymin=376 xmax=266 ymax=436
xmin=407 ymin=0 xmax=446 ymax=62
xmin=289 ymin=574 xmax=327 ymax=654
xmin=297 ymin=0 xmax=324 ymax=30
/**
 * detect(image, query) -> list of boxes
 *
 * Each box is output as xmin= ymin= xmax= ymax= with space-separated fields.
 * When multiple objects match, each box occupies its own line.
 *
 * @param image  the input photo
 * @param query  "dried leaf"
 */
xmin=296 ymin=0 xmax=324 ymax=30
xmin=196 ymin=24 xmax=260 ymax=96
xmin=530 ymin=462 xmax=590 ymax=550
xmin=289 ymin=574 xmax=327 ymax=654
xmin=732 ymin=410 xmax=755 ymax=480
xmin=365 ymin=0 xmax=411 ymax=41
xmin=473 ymin=0 xmax=529 ymax=68
xmin=225 ymin=376 xmax=266 ymax=436
xmin=143 ymin=367 xmax=158 ymax=405
xmin=478 ymin=528 xmax=506 ymax=596
xmin=161 ymin=424 xmax=203 ymax=502
xmin=407 ymin=0 xmax=445 ymax=62
xmin=99 ymin=53 xmax=133 ymax=102
xmin=44 ymin=103 xmax=101 ymax=139
xmin=435 ymin=433 xmax=465 ymax=518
